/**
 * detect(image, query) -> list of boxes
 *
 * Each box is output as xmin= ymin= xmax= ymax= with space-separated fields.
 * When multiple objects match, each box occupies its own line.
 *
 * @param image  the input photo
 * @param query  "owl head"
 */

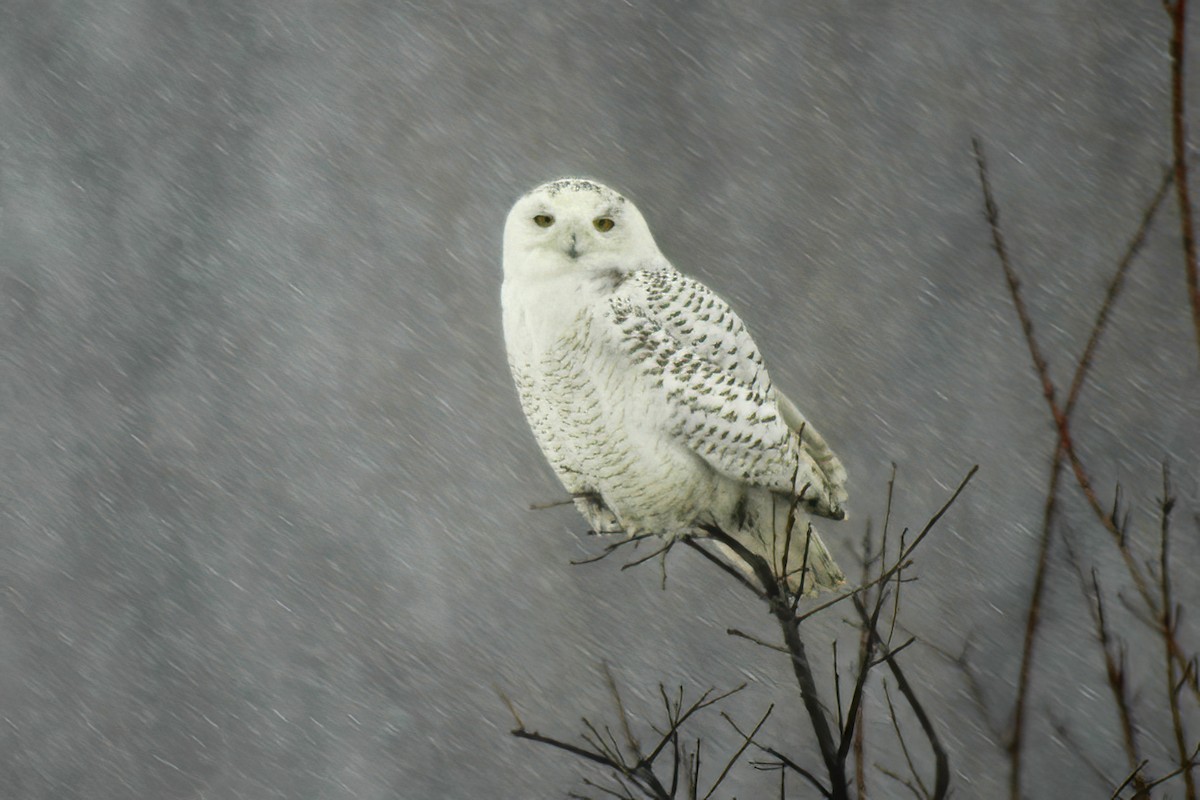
xmin=502 ymin=178 xmax=660 ymax=280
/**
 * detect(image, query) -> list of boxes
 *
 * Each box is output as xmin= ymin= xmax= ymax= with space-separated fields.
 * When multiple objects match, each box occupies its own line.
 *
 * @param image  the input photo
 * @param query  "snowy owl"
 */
xmin=502 ymin=178 xmax=847 ymax=595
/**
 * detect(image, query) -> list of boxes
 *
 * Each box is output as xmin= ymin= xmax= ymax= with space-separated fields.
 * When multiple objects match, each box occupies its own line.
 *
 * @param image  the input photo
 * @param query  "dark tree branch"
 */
xmin=682 ymin=538 xmax=764 ymax=599
xmin=706 ymin=706 xmax=773 ymax=799
xmin=521 ymin=465 xmax=974 ymax=798
xmin=884 ymin=680 xmax=930 ymax=800
xmin=699 ymin=523 xmax=848 ymax=799
xmin=1131 ymin=742 xmax=1200 ymax=798
xmin=1109 ymin=761 xmax=1150 ymax=800
xmin=502 ymin=676 xmax=749 ymax=799
xmin=727 ymin=627 xmax=791 ymax=655
xmin=854 ymin=596 xmax=950 ymax=799
xmin=572 ymin=533 xmax=658 ymax=566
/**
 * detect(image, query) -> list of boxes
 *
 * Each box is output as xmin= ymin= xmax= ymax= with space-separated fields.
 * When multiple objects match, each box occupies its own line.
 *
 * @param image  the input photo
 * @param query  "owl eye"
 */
xmin=533 ymin=214 xmax=554 ymax=228
xmin=593 ymin=217 xmax=615 ymax=232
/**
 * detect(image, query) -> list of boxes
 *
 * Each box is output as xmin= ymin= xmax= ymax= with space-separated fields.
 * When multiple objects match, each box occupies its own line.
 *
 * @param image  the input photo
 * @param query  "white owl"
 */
xmin=502 ymin=178 xmax=847 ymax=595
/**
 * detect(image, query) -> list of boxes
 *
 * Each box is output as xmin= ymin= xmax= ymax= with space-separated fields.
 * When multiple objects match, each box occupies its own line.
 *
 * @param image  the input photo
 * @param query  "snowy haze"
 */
xmin=1 ymin=2 xmax=1197 ymax=798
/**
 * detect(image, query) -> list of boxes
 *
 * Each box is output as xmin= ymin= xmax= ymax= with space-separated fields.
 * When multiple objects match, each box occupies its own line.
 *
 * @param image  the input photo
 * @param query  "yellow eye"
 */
xmin=593 ymin=217 xmax=615 ymax=232
xmin=533 ymin=214 xmax=554 ymax=228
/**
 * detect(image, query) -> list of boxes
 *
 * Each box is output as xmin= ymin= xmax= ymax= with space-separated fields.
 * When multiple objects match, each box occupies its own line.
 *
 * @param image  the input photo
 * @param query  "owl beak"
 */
xmin=567 ymin=233 xmax=579 ymax=260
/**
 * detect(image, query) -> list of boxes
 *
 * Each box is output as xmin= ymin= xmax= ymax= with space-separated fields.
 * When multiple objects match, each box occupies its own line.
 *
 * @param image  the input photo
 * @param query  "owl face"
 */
xmin=503 ymin=179 xmax=659 ymax=279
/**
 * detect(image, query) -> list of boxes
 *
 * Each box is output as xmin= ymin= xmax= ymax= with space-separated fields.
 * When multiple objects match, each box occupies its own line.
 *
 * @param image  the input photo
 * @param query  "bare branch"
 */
xmin=604 ymin=663 xmax=642 ymax=761
xmin=799 ymin=466 xmax=978 ymax=626
xmin=727 ymin=627 xmax=791 ymax=655
xmin=1063 ymin=164 xmax=1175 ymax=417
xmin=1061 ymin=532 xmax=1145 ymax=790
xmin=682 ymin=538 xmax=764 ymax=599
xmin=512 ymin=727 xmax=633 ymax=773
xmin=1158 ymin=463 xmax=1197 ymax=799
xmin=884 ymin=680 xmax=930 ymax=799
xmin=572 ymin=533 xmax=658 ymax=566
xmin=619 ymin=538 xmax=676 ymax=571
xmin=1135 ymin=742 xmax=1200 ymax=797
xmin=705 ymin=706 xmax=773 ymax=798
xmin=698 ymin=523 xmax=848 ymax=798
xmin=839 ymin=590 xmax=889 ymax=765
xmin=855 ymin=596 xmax=950 ymax=799
xmin=876 ymin=764 xmax=927 ymax=800
xmin=1167 ymin=0 xmax=1200 ymax=357
xmin=972 ymin=135 xmax=1191 ymax=797
xmin=643 ymin=684 xmax=747 ymax=766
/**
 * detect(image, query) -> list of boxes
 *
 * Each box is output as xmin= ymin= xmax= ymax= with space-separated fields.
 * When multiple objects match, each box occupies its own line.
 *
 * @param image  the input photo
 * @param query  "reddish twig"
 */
xmin=1166 ymin=0 xmax=1200 ymax=357
xmin=1062 ymin=533 xmax=1146 ymax=793
xmin=1064 ymin=165 xmax=1175 ymax=416
xmin=1006 ymin=451 xmax=1063 ymax=798
xmin=972 ymin=137 xmax=1189 ymax=797
xmin=1158 ymin=464 xmax=1197 ymax=800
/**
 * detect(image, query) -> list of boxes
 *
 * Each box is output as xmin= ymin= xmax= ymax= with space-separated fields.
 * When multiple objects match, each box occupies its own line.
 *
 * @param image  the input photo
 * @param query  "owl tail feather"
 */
xmin=715 ymin=493 xmax=845 ymax=597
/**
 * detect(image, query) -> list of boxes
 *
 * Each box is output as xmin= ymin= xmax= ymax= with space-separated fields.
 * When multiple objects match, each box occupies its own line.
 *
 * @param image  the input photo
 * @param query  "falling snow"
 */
xmin=1 ymin=2 xmax=1197 ymax=798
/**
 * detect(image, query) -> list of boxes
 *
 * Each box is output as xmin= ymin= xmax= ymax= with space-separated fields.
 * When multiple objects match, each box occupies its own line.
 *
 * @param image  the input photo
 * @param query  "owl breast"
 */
xmin=505 ymin=286 xmax=728 ymax=537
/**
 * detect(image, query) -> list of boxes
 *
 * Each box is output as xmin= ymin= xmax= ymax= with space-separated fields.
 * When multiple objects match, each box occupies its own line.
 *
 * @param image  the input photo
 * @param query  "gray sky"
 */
xmin=1 ymin=2 xmax=1197 ymax=797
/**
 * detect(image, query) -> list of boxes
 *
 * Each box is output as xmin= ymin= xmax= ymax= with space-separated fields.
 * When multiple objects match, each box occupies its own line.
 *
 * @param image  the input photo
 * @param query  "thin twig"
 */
xmin=973 ymin=136 xmax=1132 ymax=544
xmin=731 ymin=718 xmax=834 ymax=799
xmin=706 ymin=706 xmax=773 ymax=799
xmin=1167 ymin=0 xmax=1200 ymax=357
xmin=604 ymin=663 xmax=642 ymax=760
xmin=1007 ymin=448 xmax=1064 ymax=797
xmin=798 ymin=466 xmax=979 ymax=625
xmin=876 ymin=765 xmax=926 ymax=800
xmin=643 ymin=684 xmax=747 ymax=766
xmin=796 ymin=560 xmax=914 ymax=624
xmin=620 ymin=538 xmax=676 ymax=571
xmin=855 ymin=596 xmax=950 ymax=799
xmin=839 ymin=588 xmax=889 ymax=766
xmin=749 ymin=753 xmax=833 ymax=799
xmin=1062 ymin=532 xmax=1145 ymax=791
xmin=924 ymin=634 xmax=1006 ymax=742
xmin=1158 ymin=463 xmax=1196 ymax=799
xmin=972 ymin=136 xmax=1190 ymax=797
xmin=888 ymin=527 xmax=906 ymax=648
xmin=1064 ymin=164 xmax=1175 ymax=418
xmin=856 ymin=514 xmax=879 ymax=799
xmin=727 ymin=627 xmax=791 ymax=655
xmin=512 ymin=727 xmax=634 ymax=772
xmin=1051 ymin=718 xmax=1117 ymax=790
xmin=572 ymin=534 xmax=658 ymax=566
xmin=1135 ymin=742 xmax=1200 ymax=797
xmin=682 ymin=538 xmax=764 ymax=598
xmin=1110 ymin=760 xmax=1150 ymax=800
xmin=884 ymin=680 xmax=930 ymax=799
xmin=834 ymin=640 xmax=845 ymax=733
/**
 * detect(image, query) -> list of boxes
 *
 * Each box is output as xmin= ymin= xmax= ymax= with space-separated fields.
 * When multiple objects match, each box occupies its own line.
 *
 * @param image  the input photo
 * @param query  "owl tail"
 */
xmin=716 ymin=492 xmax=845 ymax=597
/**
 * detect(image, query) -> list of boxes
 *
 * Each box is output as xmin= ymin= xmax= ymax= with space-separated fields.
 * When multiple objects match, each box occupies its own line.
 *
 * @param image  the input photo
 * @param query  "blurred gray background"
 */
xmin=2 ymin=1 xmax=1198 ymax=797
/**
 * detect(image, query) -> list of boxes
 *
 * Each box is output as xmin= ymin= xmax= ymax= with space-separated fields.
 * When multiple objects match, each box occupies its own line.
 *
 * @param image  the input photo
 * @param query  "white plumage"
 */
xmin=502 ymin=178 xmax=847 ymax=595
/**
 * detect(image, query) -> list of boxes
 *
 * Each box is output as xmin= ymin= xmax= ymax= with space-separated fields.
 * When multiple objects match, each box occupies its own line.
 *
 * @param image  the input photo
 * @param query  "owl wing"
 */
xmin=606 ymin=269 xmax=846 ymax=519
xmin=775 ymin=389 xmax=848 ymax=508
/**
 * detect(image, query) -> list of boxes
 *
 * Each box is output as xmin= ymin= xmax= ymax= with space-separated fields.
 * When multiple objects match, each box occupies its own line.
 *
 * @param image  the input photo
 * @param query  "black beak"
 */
xmin=567 ymin=234 xmax=578 ymax=259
